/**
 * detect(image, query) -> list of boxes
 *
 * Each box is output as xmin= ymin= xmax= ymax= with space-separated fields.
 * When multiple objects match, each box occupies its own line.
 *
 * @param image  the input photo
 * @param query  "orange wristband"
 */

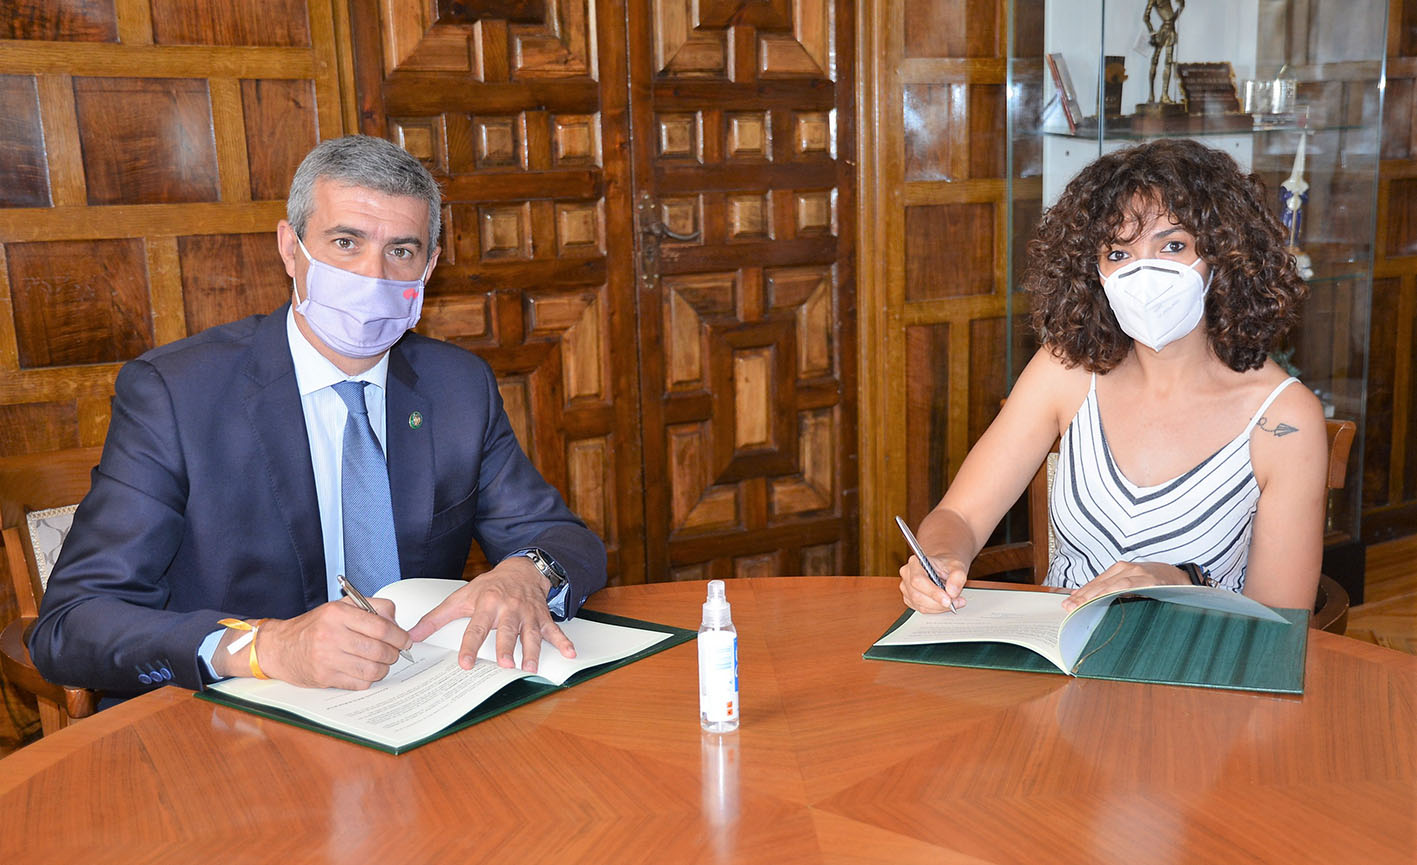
xmin=217 ymin=618 xmax=271 ymax=680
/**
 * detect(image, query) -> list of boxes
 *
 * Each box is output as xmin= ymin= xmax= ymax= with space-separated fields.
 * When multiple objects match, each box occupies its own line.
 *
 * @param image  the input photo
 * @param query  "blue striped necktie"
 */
xmin=332 ymin=380 xmax=400 ymax=596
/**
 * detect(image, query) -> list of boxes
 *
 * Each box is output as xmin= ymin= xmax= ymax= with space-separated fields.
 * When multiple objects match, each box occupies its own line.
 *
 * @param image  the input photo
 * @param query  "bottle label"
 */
xmin=698 ymin=630 xmax=738 ymax=723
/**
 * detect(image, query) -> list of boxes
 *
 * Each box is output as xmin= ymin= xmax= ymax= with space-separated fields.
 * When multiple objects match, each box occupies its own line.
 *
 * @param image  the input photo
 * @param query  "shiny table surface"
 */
xmin=2 ymin=577 xmax=1414 ymax=864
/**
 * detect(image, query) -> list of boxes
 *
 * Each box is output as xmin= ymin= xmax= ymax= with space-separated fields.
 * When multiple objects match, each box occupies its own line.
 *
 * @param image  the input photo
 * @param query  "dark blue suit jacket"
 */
xmin=30 ymin=305 xmax=606 ymax=698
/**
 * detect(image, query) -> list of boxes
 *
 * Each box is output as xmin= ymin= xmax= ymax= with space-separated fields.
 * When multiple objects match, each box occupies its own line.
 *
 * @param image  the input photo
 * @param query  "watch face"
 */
xmin=525 ymin=550 xmax=566 ymax=588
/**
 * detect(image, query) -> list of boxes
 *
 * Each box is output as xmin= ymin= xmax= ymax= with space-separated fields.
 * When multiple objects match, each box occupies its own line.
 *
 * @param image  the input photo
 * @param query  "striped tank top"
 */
xmin=1044 ymin=374 xmax=1299 ymax=593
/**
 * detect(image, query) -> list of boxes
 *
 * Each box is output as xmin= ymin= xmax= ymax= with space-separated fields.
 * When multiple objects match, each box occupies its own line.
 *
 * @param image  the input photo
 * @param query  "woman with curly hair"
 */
xmin=899 ymin=138 xmax=1327 ymax=613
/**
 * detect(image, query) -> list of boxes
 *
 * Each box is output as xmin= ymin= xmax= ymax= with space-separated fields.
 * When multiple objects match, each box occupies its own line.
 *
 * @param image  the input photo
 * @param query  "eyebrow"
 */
xmin=321 ymin=225 xmax=425 ymax=249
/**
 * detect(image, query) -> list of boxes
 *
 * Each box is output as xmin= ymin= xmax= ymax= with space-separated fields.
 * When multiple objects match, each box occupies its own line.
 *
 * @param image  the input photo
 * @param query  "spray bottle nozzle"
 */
xmin=702 ymin=579 xmax=732 ymax=627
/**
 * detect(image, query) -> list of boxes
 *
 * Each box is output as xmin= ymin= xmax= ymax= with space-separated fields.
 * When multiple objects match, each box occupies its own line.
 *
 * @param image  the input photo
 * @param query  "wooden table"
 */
xmin=2 ymin=578 xmax=1414 ymax=864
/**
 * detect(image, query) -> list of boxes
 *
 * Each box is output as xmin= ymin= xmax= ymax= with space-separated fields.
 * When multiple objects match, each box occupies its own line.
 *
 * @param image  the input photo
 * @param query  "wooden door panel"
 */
xmin=376 ymin=0 xmax=587 ymax=78
xmin=632 ymin=0 xmax=857 ymax=581
xmin=858 ymin=0 xmax=1036 ymax=574
xmin=350 ymin=0 xmax=645 ymax=583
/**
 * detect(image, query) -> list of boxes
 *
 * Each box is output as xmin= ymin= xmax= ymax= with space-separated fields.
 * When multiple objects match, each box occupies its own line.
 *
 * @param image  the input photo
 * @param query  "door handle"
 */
xmin=636 ymin=192 xmax=701 ymax=290
xmin=637 ymin=192 xmax=701 ymax=242
xmin=643 ymin=218 xmax=700 ymax=242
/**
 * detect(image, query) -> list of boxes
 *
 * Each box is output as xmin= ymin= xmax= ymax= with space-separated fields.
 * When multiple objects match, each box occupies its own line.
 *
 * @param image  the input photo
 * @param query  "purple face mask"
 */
xmin=292 ymin=235 xmax=430 ymax=358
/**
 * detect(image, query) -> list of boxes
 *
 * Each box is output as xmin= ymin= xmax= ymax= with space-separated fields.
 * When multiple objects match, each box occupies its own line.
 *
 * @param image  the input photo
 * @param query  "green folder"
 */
xmin=865 ymin=594 xmax=1309 ymax=695
xmin=197 ymin=609 xmax=695 ymax=754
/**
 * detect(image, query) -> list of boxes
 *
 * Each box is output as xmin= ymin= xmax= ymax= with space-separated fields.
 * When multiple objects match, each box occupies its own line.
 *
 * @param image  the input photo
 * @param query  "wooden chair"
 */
xmin=1314 ymin=418 xmax=1356 ymax=634
xmin=971 ymin=419 xmax=1357 ymax=634
xmin=0 ymin=446 xmax=103 ymax=736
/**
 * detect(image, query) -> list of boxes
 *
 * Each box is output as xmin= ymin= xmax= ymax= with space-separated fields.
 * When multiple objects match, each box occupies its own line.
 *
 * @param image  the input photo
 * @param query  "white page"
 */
xmin=208 ymin=645 xmax=531 ymax=750
xmin=377 ymin=578 xmax=673 ymax=685
xmin=873 ymin=588 xmax=1072 ymax=672
xmin=874 ymin=583 xmax=1290 ymax=678
xmin=209 ymin=579 xmax=675 ymax=748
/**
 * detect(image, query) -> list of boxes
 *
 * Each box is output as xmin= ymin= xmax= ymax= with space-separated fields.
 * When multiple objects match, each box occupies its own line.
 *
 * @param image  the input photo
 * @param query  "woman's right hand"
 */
xmin=898 ymin=554 xmax=969 ymax=613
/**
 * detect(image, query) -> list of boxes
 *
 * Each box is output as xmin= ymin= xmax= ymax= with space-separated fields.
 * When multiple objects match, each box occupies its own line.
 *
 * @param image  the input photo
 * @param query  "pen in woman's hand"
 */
xmin=895 ymin=516 xmax=959 ymax=614
xmin=337 ymin=574 xmax=416 ymax=663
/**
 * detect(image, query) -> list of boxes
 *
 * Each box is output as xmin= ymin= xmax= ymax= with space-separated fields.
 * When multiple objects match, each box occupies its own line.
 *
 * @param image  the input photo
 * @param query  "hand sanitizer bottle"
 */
xmin=698 ymin=580 xmax=739 ymax=732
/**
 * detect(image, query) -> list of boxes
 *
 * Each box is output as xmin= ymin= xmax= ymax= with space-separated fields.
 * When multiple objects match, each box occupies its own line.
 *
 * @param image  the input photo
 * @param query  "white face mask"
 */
xmin=1100 ymin=257 xmax=1210 ymax=352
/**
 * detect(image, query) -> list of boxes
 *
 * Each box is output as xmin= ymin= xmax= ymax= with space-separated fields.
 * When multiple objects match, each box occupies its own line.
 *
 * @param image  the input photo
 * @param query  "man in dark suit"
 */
xmin=30 ymin=135 xmax=606 ymax=700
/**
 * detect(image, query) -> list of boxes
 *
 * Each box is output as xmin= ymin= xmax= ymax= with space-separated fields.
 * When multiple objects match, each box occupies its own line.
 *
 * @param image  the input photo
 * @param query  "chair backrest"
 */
xmin=1313 ymin=418 xmax=1356 ymax=633
xmin=0 ymin=446 xmax=104 ymax=738
xmin=968 ymin=442 xmax=1055 ymax=583
xmin=970 ymin=418 xmax=1357 ymax=632
xmin=1324 ymin=419 xmax=1356 ymax=490
xmin=0 ymin=446 xmax=103 ymax=619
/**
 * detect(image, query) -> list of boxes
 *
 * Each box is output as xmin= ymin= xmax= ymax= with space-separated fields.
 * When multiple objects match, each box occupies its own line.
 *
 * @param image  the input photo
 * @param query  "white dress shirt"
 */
xmin=198 ymin=309 xmax=391 ymax=676
xmin=285 ymin=306 xmax=392 ymax=602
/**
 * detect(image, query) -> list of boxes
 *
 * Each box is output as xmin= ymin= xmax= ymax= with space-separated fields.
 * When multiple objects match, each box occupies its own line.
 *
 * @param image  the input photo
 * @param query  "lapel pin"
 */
xmin=408 ymin=411 xmax=424 ymax=430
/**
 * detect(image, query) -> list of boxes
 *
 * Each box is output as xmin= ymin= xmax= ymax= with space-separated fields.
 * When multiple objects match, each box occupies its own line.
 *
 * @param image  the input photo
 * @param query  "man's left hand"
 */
xmin=406 ymin=557 xmax=576 ymax=673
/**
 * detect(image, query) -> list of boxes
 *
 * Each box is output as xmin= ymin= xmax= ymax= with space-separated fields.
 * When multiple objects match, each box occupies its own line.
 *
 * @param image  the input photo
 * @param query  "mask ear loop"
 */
xmin=291 ymin=233 xmax=314 ymax=308
xmin=295 ymin=233 xmax=313 ymax=261
xmin=1188 ymin=255 xmax=1214 ymax=291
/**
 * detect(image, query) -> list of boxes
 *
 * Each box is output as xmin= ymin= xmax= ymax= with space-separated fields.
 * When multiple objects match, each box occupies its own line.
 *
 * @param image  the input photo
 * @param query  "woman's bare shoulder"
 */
xmin=1238 ymin=360 xmax=1322 ymax=415
xmin=1018 ymin=345 xmax=1092 ymax=385
xmin=1256 ymin=373 xmax=1325 ymax=435
xmin=1010 ymin=346 xmax=1094 ymax=431
xmin=1247 ymin=364 xmax=1327 ymax=481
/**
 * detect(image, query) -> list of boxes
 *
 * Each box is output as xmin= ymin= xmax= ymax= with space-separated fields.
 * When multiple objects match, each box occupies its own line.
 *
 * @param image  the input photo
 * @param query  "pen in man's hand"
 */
xmin=337 ymin=574 xmax=416 ymax=663
xmin=894 ymin=515 xmax=959 ymax=614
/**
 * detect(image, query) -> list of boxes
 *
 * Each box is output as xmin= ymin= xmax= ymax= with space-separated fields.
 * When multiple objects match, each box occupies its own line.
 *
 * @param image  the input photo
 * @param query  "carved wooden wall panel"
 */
xmin=859 ymin=0 xmax=1039 ymax=574
xmin=349 ymin=0 xmax=646 ymax=583
xmin=148 ymin=0 xmax=312 ymax=45
xmin=630 ymin=0 xmax=858 ymax=582
xmin=0 ymin=0 xmax=345 ymax=457
xmin=2 ymin=2 xmax=118 ymax=42
xmin=178 ymin=233 xmax=292 ymax=335
xmin=73 ymin=77 xmax=222 ymax=205
xmin=9 ymin=238 xmax=153 ymax=367
xmin=0 ymin=75 xmax=50 ymax=208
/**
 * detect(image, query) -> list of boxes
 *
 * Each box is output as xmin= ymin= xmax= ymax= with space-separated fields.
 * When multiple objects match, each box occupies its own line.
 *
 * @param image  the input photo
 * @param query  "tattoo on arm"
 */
xmin=1257 ymin=416 xmax=1298 ymax=437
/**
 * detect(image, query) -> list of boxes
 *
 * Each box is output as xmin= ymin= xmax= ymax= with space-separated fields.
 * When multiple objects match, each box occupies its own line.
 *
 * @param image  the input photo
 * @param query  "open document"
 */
xmin=866 ymin=584 xmax=1309 ymax=694
xmin=202 ymin=579 xmax=693 ymax=752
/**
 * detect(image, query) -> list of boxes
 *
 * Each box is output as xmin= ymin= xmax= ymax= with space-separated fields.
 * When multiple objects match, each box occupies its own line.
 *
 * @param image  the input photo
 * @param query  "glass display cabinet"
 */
xmin=1004 ymin=0 xmax=1388 ymax=598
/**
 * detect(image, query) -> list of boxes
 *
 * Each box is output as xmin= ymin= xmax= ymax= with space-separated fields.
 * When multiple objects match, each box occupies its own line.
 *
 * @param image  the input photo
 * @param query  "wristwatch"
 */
xmin=508 ymin=547 xmax=571 ymax=620
xmin=1178 ymin=562 xmax=1216 ymax=588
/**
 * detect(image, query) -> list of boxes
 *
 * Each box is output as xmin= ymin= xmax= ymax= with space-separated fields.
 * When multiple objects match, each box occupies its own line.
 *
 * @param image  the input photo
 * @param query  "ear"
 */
xmin=424 ymin=245 xmax=442 ymax=280
xmin=276 ymin=220 xmax=299 ymax=280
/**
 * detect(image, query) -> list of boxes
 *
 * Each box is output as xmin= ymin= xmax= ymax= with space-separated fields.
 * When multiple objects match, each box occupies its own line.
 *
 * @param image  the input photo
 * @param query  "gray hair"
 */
xmin=287 ymin=135 xmax=442 ymax=254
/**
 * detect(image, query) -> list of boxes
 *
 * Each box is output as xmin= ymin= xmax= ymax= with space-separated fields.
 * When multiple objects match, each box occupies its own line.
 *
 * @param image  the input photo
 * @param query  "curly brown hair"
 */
xmin=1023 ymin=138 xmax=1307 ymax=372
